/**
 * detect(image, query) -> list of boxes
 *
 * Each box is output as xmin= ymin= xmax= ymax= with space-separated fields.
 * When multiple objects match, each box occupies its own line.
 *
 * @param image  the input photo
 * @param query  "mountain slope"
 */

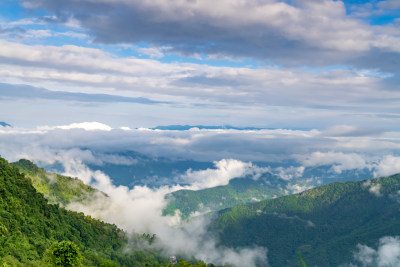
xmin=164 ymin=173 xmax=287 ymax=218
xmin=0 ymin=156 xmax=167 ymax=266
xmin=213 ymin=174 xmax=400 ymax=266
xmin=13 ymin=159 xmax=101 ymax=206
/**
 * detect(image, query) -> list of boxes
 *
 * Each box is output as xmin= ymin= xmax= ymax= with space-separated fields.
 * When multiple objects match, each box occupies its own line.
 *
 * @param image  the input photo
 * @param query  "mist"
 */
xmin=62 ymin=157 xmax=268 ymax=266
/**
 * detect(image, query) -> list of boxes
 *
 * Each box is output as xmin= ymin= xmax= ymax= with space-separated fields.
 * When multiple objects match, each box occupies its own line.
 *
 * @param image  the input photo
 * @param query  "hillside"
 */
xmin=213 ymin=174 xmax=400 ymax=266
xmin=13 ymin=159 xmax=101 ymax=206
xmin=0 ymin=156 xmax=168 ymax=266
xmin=164 ymin=173 xmax=286 ymax=218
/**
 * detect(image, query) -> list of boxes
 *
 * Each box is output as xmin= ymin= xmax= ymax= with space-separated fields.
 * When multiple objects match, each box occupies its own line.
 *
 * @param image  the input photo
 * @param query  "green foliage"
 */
xmin=0 ymin=156 xmax=169 ymax=266
xmin=44 ymin=241 xmax=82 ymax=267
xmin=214 ymin=174 xmax=400 ymax=266
xmin=12 ymin=159 xmax=100 ymax=206
xmin=164 ymin=175 xmax=286 ymax=219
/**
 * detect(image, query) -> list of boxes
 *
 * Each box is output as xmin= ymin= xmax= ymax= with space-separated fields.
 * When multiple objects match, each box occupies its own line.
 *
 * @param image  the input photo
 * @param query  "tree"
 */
xmin=44 ymin=241 xmax=83 ymax=266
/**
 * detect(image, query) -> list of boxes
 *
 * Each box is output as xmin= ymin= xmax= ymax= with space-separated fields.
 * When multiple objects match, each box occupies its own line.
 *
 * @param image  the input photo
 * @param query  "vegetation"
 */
xmin=213 ymin=174 xmax=400 ymax=266
xmin=12 ymin=159 xmax=101 ymax=206
xmin=43 ymin=241 xmax=83 ymax=266
xmin=164 ymin=174 xmax=286 ymax=219
xmin=0 ymin=156 xmax=168 ymax=266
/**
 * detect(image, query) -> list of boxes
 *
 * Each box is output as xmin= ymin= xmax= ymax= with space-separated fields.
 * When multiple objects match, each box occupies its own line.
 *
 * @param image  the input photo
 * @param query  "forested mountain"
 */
xmin=164 ymin=173 xmax=286 ymax=218
xmin=0 ymin=156 xmax=168 ymax=266
xmin=213 ymin=174 xmax=400 ymax=266
xmin=13 ymin=159 xmax=102 ymax=206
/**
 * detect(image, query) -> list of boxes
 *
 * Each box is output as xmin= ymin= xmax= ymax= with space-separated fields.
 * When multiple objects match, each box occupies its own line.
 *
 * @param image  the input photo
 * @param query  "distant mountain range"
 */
xmin=212 ymin=174 xmax=400 ymax=266
xmin=0 ymin=122 xmax=11 ymax=127
xmin=152 ymin=125 xmax=311 ymax=131
xmin=152 ymin=125 xmax=273 ymax=131
xmin=164 ymin=173 xmax=287 ymax=219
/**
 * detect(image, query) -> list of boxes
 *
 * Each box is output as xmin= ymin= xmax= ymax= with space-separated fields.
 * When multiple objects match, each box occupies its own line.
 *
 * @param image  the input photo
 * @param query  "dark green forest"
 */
xmin=0 ymin=156 xmax=170 ymax=266
xmin=213 ymin=175 xmax=400 ymax=266
xmin=164 ymin=174 xmax=286 ymax=219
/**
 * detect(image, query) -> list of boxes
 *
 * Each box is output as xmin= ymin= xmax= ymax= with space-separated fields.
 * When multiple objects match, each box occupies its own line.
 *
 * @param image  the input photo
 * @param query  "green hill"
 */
xmin=164 ymin=173 xmax=287 ymax=219
xmin=213 ymin=174 xmax=400 ymax=266
xmin=0 ymin=156 xmax=168 ymax=266
xmin=12 ymin=159 xmax=102 ymax=206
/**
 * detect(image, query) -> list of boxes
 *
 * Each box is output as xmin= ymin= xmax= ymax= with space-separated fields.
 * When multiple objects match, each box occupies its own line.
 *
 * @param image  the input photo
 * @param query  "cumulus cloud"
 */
xmin=298 ymin=151 xmax=370 ymax=174
xmin=373 ymin=156 xmax=400 ymax=177
xmin=352 ymin=236 xmax=400 ymax=267
xmin=179 ymin=159 xmax=270 ymax=190
xmin=20 ymin=0 xmax=400 ymax=72
xmin=1 ymin=39 xmax=398 ymax=111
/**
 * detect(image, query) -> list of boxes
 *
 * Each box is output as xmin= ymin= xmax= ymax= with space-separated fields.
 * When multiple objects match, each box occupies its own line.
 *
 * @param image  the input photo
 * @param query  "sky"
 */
xmin=0 ymin=0 xmax=399 ymax=129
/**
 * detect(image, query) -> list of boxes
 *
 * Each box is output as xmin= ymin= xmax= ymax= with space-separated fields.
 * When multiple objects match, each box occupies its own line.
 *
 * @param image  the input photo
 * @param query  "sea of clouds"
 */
xmin=2 ymin=122 xmax=400 ymax=265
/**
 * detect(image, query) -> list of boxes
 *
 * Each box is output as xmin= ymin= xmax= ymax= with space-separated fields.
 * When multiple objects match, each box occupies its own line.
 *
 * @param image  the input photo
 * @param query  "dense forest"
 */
xmin=0 ymin=156 xmax=218 ymax=266
xmin=213 ymin=174 xmax=400 ymax=266
xmin=164 ymin=174 xmax=286 ymax=219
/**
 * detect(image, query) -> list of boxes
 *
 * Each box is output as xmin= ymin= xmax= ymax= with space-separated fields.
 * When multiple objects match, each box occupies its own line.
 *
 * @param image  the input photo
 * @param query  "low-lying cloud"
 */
xmin=179 ymin=159 xmax=270 ymax=190
xmin=62 ymin=157 xmax=268 ymax=266
xmin=351 ymin=236 xmax=400 ymax=267
xmin=1 ymin=123 xmax=400 ymax=178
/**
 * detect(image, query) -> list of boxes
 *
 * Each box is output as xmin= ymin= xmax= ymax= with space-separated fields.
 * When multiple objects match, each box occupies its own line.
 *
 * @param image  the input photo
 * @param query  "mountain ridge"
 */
xmin=212 ymin=174 xmax=400 ymax=266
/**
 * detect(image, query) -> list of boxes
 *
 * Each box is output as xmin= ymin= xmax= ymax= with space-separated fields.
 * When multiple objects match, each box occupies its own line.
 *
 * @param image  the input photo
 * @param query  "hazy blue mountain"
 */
xmin=0 ymin=122 xmax=11 ymax=127
xmin=152 ymin=125 xmax=271 ymax=130
xmin=212 ymin=174 xmax=400 ymax=266
xmin=39 ymin=149 xmax=374 ymax=193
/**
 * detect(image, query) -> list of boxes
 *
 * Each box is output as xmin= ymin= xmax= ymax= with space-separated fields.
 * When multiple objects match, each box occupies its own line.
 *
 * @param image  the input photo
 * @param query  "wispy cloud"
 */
xmin=0 ymin=83 xmax=164 ymax=105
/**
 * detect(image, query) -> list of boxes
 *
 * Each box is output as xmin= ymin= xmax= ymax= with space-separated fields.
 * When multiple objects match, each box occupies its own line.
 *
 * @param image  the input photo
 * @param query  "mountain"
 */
xmin=0 ymin=122 xmax=11 ymax=127
xmin=0 ymin=156 xmax=168 ymax=266
xmin=212 ymin=174 xmax=400 ymax=266
xmin=152 ymin=125 xmax=270 ymax=131
xmin=164 ymin=173 xmax=287 ymax=219
xmin=13 ymin=159 xmax=102 ymax=206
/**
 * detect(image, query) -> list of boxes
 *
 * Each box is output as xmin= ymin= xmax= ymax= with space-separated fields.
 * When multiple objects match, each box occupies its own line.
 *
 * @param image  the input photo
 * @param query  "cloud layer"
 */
xmin=1 ymin=1 xmax=400 ymax=129
xmin=1 ymin=123 xmax=400 ymax=178
xmin=20 ymin=0 xmax=400 ymax=72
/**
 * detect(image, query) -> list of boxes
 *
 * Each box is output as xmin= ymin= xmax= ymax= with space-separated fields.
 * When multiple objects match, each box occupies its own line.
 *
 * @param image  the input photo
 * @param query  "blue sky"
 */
xmin=0 ymin=0 xmax=399 ymax=129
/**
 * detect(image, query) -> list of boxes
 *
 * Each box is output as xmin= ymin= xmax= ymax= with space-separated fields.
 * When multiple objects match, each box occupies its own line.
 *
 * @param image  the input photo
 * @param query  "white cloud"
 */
xmin=286 ymin=183 xmax=314 ymax=194
xmin=179 ymin=159 xmax=270 ymax=190
xmin=138 ymin=47 xmax=166 ymax=58
xmin=19 ymin=0 xmax=400 ymax=71
xmin=299 ymin=151 xmax=369 ymax=174
xmin=373 ymin=156 xmax=400 ymax=177
xmin=61 ymin=157 xmax=268 ymax=266
xmin=353 ymin=236 xmax=400 ymax=267
xmin=38 ymin=122 xmax=113 ymax=131
xmin=0 ymin=39 xmax=399 ymax=114
xmin=363 ymin=180 xmax=383 ymax=197
xmin=275 ymin=166 xmax=305 ymax=180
